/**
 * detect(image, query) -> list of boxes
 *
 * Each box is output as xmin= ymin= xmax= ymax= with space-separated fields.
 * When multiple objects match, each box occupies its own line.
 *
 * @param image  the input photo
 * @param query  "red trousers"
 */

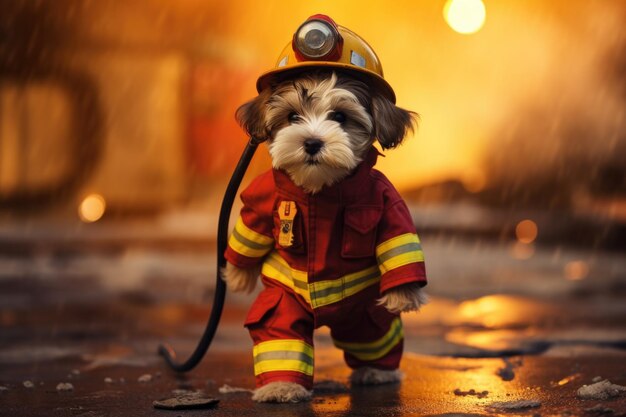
xmin=245 ymin=279 xmax=403 ymax=390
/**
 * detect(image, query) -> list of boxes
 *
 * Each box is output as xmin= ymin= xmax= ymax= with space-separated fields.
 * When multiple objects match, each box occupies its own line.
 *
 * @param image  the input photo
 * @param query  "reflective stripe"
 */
xmin=253 ymin=339 xmax=314 ymax=376
xmin=262 ymin=253 xmax=311 ymax=304
xmin=310 ymin=267 xmax=379 ymax=308
xmin=333 ymin=317 xmax=403 ymax=361
xmin=376 ymin=233 xmax=424 ymax=274
xmin=229 ymin=217 xmax=274 ymax=258
xmin=261 ymin=252 xmax=380 ymax=308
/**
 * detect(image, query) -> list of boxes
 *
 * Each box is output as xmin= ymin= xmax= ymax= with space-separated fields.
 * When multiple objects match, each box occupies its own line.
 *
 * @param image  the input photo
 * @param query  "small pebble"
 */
xmin=56 ymin=382 xmax=74 ymax=392
xmin=153 ymin=395 xmax=219 ymax=410
xmin=138 ymin=374 xmax=152 ymax=383
xmin=71 ymin=369 xmax=80 ymax=375
xmin=592 ymin=376 xmax=603 ymax=383
xmin=454 ymin=388 xmax=489 ymax=398
xmin=578 ymin=380 xmax=626 ymax=400
xmin=0 ymin=385 xmax=8 ymax=392
xmin=23 ymin=380 xmax=35 ymax=389
xmin=104 ymin=377 xmax=113 ymax=384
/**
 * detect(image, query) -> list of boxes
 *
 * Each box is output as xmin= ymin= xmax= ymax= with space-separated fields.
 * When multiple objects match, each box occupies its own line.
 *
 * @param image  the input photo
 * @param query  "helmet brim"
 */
xmin=256 ymin=61 xmax=397 ymax=104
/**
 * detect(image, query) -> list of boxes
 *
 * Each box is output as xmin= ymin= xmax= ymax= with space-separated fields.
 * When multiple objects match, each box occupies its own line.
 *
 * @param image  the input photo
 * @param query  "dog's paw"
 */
xmin=377 ymin=283 xmax=428 ymax=313
xmin=350 ymin=367 xmax=403 ymax=386
xmin=252 ymin=382 xmax=312 ymax=403
xmin=221 ymin=262 xmax=260 ymax=294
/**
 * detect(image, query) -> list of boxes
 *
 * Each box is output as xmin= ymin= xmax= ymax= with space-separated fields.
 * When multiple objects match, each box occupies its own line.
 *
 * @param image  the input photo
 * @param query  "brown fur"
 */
xmin=235 ymin=70 xmax=418 ymax=150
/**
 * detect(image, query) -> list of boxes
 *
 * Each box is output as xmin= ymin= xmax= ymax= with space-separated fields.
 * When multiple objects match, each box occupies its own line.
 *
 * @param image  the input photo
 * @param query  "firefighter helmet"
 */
xmin=257 ymin=14 xmax=396 ymax=103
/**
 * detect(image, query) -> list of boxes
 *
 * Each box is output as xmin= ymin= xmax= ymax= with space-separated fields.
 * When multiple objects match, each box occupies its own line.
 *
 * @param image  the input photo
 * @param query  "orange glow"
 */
xmin=554 ymin=374 xmax=581 ymax=386
xmin=459 ymin=295 xmax=502 ymax=319
xmin=78 ymin=194 xmax=106 ymax=223
xmin=186 ymin=1 xmax=621 ymax=192
xmin=458 ymin=295 xmax=521 ymax=328
xmin=444 ymin=0 xmax=486 ymax=35
xmin=515 ymin=220 xmax=538 ymax=244
xmin=564 ymin=260 xmax=589 ymax=281
xmin=462 ymin=171 xmax=487 ymax=193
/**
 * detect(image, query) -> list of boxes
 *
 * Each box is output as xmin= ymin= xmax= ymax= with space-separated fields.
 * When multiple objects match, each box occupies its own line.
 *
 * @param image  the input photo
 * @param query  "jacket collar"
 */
xmin=272 ymin=147 xmax=382 ymax=203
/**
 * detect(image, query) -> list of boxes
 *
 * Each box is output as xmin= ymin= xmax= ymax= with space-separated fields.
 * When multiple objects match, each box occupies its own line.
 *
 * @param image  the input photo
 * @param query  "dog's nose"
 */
xmin=303 ymin=138 xmax=323 ymax=155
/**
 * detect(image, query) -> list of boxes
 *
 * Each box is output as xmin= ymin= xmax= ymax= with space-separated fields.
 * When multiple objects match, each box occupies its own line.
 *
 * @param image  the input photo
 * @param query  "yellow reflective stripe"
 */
xmin=333 ymin=317 xmax=403 ymax=361
xmin=376 ymin=233 xmax=424 ymax=274
xmin=229 ymin=217 xmax=274 ymax=258
xmin=254 ymin=359 xmax=314 ymax=376
xmin=253 ymin=339 xmax=314 ymax=356
xmin=235 ymin=217 xmax=274 ymax=245
xmin=261 ymin=253 xmax=311 ymax=304
xmin=309 ymin=266 xmax=380 ymax=308
xmin=253 ymin=339 xmax=314 ymax=376
xmin=376 ymin=233 xmax=420 ymax=255
xmin=261 ymin=252 xmax=381 ymax=308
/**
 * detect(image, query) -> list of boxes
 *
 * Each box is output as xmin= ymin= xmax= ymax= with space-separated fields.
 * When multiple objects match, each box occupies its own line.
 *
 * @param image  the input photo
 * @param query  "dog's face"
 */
xmin=237 ymin=70 xmax=416 ymax=193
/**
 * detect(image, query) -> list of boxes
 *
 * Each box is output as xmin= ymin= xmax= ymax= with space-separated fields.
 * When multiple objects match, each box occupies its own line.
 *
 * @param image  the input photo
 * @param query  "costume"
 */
xmin=225 ymin=147 xmax=426 ymax=389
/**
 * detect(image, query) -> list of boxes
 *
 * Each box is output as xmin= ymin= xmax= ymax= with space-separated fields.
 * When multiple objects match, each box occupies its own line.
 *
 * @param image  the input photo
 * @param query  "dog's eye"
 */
xmin=329 ymin=111 xmax=346 ymax=123
xmin=288 ymin=112 xmax=300 ymax=123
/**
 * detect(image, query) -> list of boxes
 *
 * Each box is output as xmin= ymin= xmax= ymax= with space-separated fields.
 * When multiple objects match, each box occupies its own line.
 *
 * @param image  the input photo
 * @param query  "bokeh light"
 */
xmin=444 ymin=0 xmax=486 ymax=35
xmin=516 ymin=219 xmax=538 ymax=244
xmin=564 ymin=260 xmax=589 ymax=281
xmin=78 ymin=194 xmax=106 ymax=223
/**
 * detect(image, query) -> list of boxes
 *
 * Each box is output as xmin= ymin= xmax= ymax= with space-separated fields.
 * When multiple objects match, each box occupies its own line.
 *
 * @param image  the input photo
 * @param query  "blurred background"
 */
xmin=1 ymin=1 xmax=626 ymax=410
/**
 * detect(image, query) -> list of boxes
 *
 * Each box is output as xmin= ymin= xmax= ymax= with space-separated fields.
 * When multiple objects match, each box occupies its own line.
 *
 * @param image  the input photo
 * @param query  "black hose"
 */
xmin=158 ymin=139 xmax=259 ymax=372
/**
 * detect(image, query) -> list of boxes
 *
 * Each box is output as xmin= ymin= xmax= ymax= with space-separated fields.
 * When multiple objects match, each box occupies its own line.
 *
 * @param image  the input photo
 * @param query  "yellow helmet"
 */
xmin=256 ymin=14 xmax=396 ymax=103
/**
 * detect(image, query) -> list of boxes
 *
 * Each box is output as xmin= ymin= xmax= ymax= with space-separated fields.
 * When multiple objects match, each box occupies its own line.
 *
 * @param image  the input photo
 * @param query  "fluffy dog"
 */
xmin=223 ymin=69 xmax=427 ymax=403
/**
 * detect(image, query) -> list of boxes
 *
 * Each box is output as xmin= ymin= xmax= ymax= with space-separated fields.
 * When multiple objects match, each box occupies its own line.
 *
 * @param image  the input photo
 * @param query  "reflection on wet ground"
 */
xmin=1 ymin=235 xmax=625 ymax=415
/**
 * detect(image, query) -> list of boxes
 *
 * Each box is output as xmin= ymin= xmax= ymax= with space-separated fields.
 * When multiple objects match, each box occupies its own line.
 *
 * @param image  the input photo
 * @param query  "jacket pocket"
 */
xmin=341 ymin=205 xmax=383 ymax=258
xmin=244 ymin=288 xmax=283 ymax=327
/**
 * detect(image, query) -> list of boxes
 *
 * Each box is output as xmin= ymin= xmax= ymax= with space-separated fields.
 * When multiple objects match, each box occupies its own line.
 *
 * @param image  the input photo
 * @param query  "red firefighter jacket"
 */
xmin=225 ymin=147 xmax=426 ymax=322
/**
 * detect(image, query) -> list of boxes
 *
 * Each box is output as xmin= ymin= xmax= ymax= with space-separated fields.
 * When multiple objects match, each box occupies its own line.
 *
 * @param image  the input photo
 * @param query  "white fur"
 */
xmin=378 ymin=283 xmax=428 ymax=314
xmin=252 ymin=382 xmax=312 ymax=403
xmin=266 ymin=73 xmax=374 ymax=194
xmin=350 ymin=367 xmax=403 ymax=385
xmin=221 ymin=262 xmax=260 ymax=294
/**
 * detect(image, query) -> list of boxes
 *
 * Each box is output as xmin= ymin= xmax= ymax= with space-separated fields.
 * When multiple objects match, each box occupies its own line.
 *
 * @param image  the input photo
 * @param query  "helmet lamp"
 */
xmin=293 ymin=15 xmax=343 ymax=61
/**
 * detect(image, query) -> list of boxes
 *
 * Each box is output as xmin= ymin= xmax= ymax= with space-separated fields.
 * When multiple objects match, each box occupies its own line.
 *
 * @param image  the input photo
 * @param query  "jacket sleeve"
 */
xmin=224 ymin=178 xmax=275 ymax=269
xmin=375 ymin=199 xmax=427 ymax=294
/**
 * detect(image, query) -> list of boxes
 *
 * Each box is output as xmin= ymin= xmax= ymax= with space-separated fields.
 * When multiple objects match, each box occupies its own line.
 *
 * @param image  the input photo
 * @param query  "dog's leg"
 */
xmin=377 ymin=283 xmax=428 ymax=313
xmin=252 ymin=381 xmax=312 ymax=403
xmin=350 ymin=367 xmax=403 ymax=385
xmin=221 ymin=262 xmax=260 ymax=293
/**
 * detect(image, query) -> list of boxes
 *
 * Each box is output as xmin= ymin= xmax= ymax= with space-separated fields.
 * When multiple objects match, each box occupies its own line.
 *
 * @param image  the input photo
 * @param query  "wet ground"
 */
xmin=1 ymin=209 xmax=626 ymax=416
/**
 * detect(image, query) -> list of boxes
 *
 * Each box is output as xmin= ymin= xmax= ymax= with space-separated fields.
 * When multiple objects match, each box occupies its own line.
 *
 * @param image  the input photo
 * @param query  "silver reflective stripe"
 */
xmin=264 ymin=256 xmax=308 ymax=290
xmin=232 ymin=228 xmax=273 ymax=250
xmin=254 ymin=351 xmax=314 ymax=365
xmin=310 ymin=270 xmax=380 ymax=300
xmin=377 ymin=242 xmax=422 ymax=264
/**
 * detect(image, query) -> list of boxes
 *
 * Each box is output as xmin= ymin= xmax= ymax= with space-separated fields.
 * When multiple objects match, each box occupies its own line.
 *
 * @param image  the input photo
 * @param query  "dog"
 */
xmin=223 ymin=69 xmax=427 ymax=403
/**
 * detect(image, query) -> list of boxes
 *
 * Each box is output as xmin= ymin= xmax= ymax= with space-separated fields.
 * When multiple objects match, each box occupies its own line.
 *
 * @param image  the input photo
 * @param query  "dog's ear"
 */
xmin=235 ymin=89 xmax=271 ymax=142
xmin=371 ymin=94 xmax=418 ymax=149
